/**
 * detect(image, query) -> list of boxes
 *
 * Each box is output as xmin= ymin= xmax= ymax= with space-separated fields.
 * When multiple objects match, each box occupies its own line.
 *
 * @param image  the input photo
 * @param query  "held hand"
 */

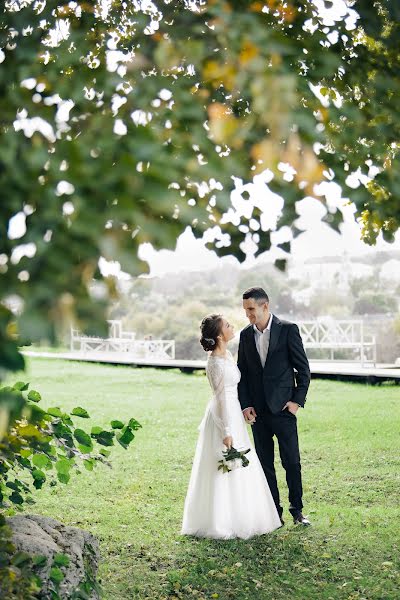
xmin=243 ymin=407 xmax=257 ymax=424
xmin=223 ymin=435 xmax=233 ymax=449
xmin=282 ymin=401 xmax=300 ymax=415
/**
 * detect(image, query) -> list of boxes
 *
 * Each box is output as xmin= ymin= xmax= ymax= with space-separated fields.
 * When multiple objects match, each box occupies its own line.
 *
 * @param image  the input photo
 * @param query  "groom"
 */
xmin=237 ymin=287 xmax=311 ymax=526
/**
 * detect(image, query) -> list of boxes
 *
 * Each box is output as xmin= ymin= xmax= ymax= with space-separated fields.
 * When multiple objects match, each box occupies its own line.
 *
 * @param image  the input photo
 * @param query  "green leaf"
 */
xmin=31 ymin=574 xmax=43 ymax=589
xmin=52 ymin=422 xmax=74 ymax=446
xmin=32 ymin=454 xmax=52 ymax=470
xmin=29 ymin=404 xmax=48 ymax=423
xmin=6 ymin=481 xmax=21 ymax=491
xmin=57 ymin=472 xmax=71 ymax=484
xmin=32 ymin=469 xmax=46 ymax=489
xmin=100 ymin=448 xmax=111 ymax=458
xmin=47 ymin=407 xmax=63 ymax=418
xmin=110 ymin=420 xmax=124 ymax=429
xmin=32 ymin=555 xmax=47 ymax=567
xmin=17 ymin=456 xmax=31 ymax=469
xmin=0 ymin=465 xmax=8 ymax=477
xmin=61 ymin=413 xmax=74 ymax=426
xmin=53 ymin=553 xmax=70 ymax=567
xmin=74 ymin=429 xmax=93 ymax=449
xmin=78 ymin=444 xmax=93 ymax=454
xmin=13 ymin=381 xmax=29 ymax=391
xmin=11 ymin=551 xmax=31 ymax=567
xmin=117 ymin=426 xmax=134 ymax=449
xmin=91 ymin=426 xmax=103 ymax=435
xmin=128 ymin=418 xmax=142 ymax=431
xmin=83 ymin=459 xmax=95 ymax=471
xmin=75 ymin=587 xmax=91 ymax=600
xmin=277 ymin=241 xmax=291 ymax=254
xmin=71 ymin=407 xmax=90 ymax=418
xmin=55 ymin=458 xmax=72 ymax=475
xmin=28 ymin=389 xmax=41 ymax=402
xmin=20 ymin=448 xmax=33 ymax=458
xmin=274 ymin=259 xmax=287 ymax=272
xmin=49 ymin=566 xmax=64 ymax=584
xmin=10 ymin=491 xmax=24 ymax=505
xmin=91 ymin=430 xmax=115 ymax=447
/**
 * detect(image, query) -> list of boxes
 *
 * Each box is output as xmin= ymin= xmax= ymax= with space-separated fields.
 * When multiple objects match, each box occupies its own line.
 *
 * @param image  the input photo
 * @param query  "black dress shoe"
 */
xmin=293 ymin=513 xmax=311 ymax=526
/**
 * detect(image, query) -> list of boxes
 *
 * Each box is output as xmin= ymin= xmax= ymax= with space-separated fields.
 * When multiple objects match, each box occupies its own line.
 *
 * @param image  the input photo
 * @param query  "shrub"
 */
xmin=0 ymin=380 xmax=140 ymax=597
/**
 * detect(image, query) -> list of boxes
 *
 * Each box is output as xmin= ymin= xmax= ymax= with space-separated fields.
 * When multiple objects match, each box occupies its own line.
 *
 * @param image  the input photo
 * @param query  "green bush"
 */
xmin=0 ymin=381 xmax=140 ymax=598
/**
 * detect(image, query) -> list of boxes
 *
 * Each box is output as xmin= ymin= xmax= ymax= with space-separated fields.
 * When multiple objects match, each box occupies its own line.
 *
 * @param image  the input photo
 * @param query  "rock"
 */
xmin=7 ymin=514 xmax=100 ymax=599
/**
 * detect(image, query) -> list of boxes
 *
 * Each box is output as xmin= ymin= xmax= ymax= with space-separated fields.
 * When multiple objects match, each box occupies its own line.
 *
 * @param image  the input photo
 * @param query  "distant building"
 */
xmin=288 ymin=252 xmax=374 ymax=292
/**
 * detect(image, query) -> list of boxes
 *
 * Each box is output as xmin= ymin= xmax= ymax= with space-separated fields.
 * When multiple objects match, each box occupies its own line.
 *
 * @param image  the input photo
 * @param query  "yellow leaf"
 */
xmin=17 ymin=424 xmax=41 ymax=438
xmin=281 ymin=132 xmax=302 ymax=171
xmin=251 ymin=138 xmax=280 ymax=175
xmin=0 ymin=408 xmax=9 ymax=441
xmin=250 ymin=2 xmax=265 ymax=12
xmin=268 ymin=1 xmax=297 ymax=22
xmin=208 ymin=103 xmax=239 ymax=145
xmin=203 ymin=61 xmax=236 ymax=91
xmin=6 ymin=320 xmax=18 ymax=338
xmin=239 ymin=41 xmax=259 ymax=66
xmin=297 ymin=147 xmax=325 ymax=194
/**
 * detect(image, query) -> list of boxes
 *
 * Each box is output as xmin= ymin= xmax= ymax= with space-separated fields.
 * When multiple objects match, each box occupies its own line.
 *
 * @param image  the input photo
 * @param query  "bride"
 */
xmin=181 ymin=314 xmax=281 ymax=539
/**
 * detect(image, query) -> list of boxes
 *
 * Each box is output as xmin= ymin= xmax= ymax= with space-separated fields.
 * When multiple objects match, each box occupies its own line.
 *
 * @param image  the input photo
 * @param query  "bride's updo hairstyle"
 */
xmin=200 ymin=314 xmax=223 ymax=352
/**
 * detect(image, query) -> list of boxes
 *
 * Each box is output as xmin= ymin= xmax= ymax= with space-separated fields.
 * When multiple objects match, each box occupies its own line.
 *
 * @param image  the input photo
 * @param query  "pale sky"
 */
xmin=134 ymin=179 xmax=400 ymax=278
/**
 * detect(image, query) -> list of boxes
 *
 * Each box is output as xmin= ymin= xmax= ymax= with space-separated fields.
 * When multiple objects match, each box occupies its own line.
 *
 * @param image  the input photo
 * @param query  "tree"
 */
xmin=1 ymin=1 xmax=400 ymax=382
xmin=353 ymin=292 xmax=398 ymax=315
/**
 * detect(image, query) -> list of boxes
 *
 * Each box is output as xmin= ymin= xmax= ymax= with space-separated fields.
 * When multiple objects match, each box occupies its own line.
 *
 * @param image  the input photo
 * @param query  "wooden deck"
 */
xmin=22 ymin=351 xmax=400 ymax=384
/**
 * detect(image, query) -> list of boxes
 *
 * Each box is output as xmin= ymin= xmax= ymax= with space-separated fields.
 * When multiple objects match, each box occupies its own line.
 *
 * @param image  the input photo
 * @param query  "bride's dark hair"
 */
xmin=200 ymin=314 xmax=223 ymax=352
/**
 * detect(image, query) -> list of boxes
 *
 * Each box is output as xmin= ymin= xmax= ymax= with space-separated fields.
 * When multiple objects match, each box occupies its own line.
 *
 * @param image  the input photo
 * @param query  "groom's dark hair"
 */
xmin=242 ymin=287 xmax=269 ymax=304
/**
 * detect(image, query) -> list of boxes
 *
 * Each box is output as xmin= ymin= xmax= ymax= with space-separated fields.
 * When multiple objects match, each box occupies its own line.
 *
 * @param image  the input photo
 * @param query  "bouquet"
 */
xmin=218 ymin=446 xmax=250 ymax=473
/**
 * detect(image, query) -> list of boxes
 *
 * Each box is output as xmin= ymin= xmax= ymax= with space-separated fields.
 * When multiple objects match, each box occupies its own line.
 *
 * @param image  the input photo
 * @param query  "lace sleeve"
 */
xmin=206 ymin=358 xmax=231 ymax=437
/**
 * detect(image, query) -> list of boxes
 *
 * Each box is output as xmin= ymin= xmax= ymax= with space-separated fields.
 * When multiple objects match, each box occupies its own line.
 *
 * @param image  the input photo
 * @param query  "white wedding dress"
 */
xmin=181 ymin=351 xmax=281 ymax=539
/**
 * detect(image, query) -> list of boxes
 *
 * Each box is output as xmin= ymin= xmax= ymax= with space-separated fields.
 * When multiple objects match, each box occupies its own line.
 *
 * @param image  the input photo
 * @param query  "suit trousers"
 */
xmin=252 ymin=408 xmax=303 ymax=518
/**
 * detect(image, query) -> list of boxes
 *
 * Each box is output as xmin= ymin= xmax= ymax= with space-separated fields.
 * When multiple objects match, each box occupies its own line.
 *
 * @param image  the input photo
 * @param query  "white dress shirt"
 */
xmin=245 ymin=314 xmax=299 ymax=412
xmin=253 ymin=313 xmax=273 ymax=368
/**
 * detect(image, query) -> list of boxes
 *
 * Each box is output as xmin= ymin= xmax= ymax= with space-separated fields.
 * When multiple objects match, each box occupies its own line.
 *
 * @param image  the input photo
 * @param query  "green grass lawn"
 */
xmin=11 ymin=357 xmax=400 ymax=599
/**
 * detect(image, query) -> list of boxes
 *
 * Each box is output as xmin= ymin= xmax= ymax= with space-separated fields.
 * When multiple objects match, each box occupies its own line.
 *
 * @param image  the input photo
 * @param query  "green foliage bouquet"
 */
xmin=217 ymin=447 xmax=250 ymax=474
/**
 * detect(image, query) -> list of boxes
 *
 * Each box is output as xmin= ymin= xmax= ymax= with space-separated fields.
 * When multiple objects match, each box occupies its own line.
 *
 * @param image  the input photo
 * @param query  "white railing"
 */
xmin=298 ymin=319 xmax=376 ymax=366
xmin=70 ymin=320 xmax=175 ymax=360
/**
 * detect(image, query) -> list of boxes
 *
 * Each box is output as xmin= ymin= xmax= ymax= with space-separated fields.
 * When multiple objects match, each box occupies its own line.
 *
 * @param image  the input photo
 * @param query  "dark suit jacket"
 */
xmin=237 ymin=315 xmax=311 ymax=415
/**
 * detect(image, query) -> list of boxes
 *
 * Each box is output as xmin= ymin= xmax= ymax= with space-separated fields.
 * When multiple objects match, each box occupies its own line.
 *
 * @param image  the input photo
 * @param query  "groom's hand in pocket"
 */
xmin=243 ymin=407 xmax=257 ymax=424
xmin=283 ymin=401 xmax=300 ymax=415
